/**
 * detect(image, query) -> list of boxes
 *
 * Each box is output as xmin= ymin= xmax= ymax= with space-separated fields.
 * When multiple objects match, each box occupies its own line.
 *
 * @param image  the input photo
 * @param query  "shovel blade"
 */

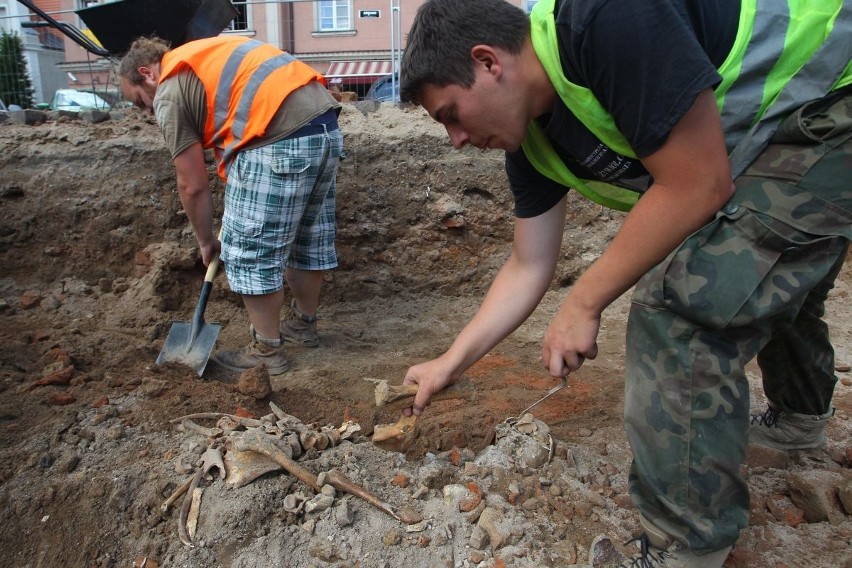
xmin=156 ymin=320 xmax=222 ymax=376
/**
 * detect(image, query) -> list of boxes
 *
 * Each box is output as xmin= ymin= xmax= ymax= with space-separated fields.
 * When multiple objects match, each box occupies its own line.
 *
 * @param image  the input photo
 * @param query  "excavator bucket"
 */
xmin=76 ymin=0 xmax=238 ymax=55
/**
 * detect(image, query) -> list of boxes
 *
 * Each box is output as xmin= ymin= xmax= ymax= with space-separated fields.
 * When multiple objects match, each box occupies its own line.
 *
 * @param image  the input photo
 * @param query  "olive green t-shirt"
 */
xmin=153 ymin=69 xmax=339 ymax=159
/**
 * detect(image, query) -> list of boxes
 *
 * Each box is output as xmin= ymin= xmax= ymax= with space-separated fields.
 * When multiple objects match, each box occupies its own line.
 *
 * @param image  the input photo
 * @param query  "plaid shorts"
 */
xmin=221 ymin=126 xmax=344 ymax=295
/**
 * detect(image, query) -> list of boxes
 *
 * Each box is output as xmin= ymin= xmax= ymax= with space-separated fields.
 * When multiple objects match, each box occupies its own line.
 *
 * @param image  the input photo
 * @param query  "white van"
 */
xmin=49 ymin=89 xmax=111 ymax=112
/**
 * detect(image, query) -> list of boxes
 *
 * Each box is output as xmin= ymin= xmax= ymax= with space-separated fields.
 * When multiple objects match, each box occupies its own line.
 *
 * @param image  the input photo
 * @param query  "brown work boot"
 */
xmin=281 ymin=298 xmax=319 ymax=347
xmin=212 ymin=331 xmax=290 ymax=375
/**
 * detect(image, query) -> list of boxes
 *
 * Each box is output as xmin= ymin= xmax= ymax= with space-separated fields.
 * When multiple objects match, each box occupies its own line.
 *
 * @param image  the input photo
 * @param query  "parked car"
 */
xmin=365 ymin=73 xmax=399 ymax=102
xmin=49 ymin=89 xmax=111 ymax=112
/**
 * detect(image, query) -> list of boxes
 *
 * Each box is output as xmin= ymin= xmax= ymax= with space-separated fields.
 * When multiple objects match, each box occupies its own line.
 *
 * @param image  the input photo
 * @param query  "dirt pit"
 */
xmin=0 ymin=103 xmax=851 ymax=568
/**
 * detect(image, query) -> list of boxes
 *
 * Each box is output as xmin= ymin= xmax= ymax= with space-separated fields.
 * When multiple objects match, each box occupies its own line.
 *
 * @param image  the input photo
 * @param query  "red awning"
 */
xmin=325 ymin=60 xmax=392 ymax=85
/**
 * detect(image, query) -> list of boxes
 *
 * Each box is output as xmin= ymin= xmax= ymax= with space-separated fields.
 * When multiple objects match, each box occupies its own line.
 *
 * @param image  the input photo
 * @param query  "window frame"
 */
xmin=316 ymin=0 xmax=352 ymax=33
xmin=224 ymin=0 xmax=252 ymax=33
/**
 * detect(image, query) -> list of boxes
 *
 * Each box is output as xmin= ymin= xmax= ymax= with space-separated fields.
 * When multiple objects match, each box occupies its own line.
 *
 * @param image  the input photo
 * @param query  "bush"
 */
xmin=0 ymin=30 xmax=35 ymax=109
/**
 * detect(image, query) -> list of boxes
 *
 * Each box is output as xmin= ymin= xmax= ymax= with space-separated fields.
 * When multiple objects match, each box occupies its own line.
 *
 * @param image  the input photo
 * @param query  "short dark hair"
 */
xmin=117 ymin=37 xmax=170 ymax=85
xmin=400 ymin=0 xmax=529 ymax=104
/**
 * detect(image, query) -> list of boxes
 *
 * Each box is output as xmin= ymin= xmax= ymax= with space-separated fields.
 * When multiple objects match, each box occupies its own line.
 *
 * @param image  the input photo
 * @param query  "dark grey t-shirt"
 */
xmin=508 ymin=0 xmax=739 ymax=217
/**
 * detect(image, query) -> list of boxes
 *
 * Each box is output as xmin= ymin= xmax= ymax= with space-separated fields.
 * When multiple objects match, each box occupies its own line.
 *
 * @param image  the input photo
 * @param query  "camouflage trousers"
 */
xmin=625 ymin=89 xmax=852 ymax=552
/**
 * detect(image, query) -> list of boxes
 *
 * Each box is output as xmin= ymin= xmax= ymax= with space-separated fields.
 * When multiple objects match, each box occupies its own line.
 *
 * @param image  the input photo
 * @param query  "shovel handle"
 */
xmin=204 ymin=226 xmax=224 ymax=284
xmin=189 ymin=269 xmax=217 ymax=344
xmin=204 ymin=253 xmax=220 ymax=284
xmin=189 ymin=227 xmax=223 ymax=343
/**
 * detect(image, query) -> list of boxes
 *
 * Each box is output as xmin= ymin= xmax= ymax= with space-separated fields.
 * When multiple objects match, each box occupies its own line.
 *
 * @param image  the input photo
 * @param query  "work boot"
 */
xmin=281 ymin=298 xmax=319 ymax=347
xmin=749 ymin=405 xmax=833 ymax=450
xmin=611 ymin=515 xmax=731 ymax=568
xmin=212 ymin=328 xmax=290 ymax=375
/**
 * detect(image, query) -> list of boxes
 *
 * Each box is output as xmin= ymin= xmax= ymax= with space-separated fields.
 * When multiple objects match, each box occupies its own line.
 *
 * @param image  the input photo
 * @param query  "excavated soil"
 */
xmin=0 ymin=103 xmax=850 ymax=568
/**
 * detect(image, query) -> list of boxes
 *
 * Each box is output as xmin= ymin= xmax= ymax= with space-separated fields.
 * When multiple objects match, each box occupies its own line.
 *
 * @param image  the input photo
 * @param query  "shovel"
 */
xmin=156 ymin=244 xmax=222 ymax=376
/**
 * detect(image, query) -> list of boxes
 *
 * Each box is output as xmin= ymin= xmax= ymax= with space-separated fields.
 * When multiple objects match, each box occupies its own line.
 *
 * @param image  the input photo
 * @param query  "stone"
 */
xmin=589 ymin=535 xmax=626 ymax=567
xmin=787 ymin=470 xmax=847 ymax=524
xmin=839 ymin=479 xmax=852 ymax=516
xmin=20 ymin=290 xmax=42 ymax=310
xmin=334 ymin=501 xmax=353 ymax=527
xmin=9 ymin=109 xmax=47 ymax=125
xmin=766 ymin=494 xmax=805 ymax=527
xmin=469 ymin=525 xmax=489 ymax=550
xmin=382 ymin=529 xmax=402 ymax=546
xmin=391 ymin=472 xmax=410 ymax=488
xmin=304 ymin=493 xmax=334 ymax=513
xmin=477 ymin=507 xmax=511 ymax=550
xmin=81 ymin=110 xmax=110 ymax=124
xmin=237 ymin=365 xmax=272 ymax=399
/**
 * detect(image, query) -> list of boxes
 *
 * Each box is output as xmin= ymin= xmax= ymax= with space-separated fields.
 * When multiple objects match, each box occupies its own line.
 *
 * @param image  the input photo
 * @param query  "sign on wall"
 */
xmin=359 ymin=10 xmax=381 ymax=18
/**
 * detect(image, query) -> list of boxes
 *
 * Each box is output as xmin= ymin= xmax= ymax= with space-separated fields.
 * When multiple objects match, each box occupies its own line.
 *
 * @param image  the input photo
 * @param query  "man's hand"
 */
xmin=541 ymin=297 xmax=600 ymax=377
xmin=401 ymin=357 xmax=462 ymax=417
xmin=198 ymin=234 xmax=221 ymax=267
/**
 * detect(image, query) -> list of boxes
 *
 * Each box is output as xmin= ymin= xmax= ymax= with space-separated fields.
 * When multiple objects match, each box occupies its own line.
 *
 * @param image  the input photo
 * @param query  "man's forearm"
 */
xmin=567 ymin=89 xmax=734 ymax=320
xmin=177 ymin=186 xmax=215 ymax=245
xmin=173 ymin=143 xmax=216 ymax=247
xmin=441 ymin=198 xmax=566 ymax=375
xmin=442 ymin=256 xmax=553 ymax=374
xmin=566 ymin=182 xmax=719 ymax=319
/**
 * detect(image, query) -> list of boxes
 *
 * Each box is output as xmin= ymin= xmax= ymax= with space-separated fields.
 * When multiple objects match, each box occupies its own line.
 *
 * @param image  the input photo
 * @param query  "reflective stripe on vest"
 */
xmin=160 ymin=36 xmax=324 ymax=179
xmin=524 ymin=0 xmax=852 ymax=211
xmin=724 ymin=0 xmax=852 ymax=175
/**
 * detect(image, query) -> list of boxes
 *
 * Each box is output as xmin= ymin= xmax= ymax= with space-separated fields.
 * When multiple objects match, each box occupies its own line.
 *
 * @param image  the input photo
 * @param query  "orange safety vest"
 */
xmin=159 ymin=36 xmax=325 ymax=179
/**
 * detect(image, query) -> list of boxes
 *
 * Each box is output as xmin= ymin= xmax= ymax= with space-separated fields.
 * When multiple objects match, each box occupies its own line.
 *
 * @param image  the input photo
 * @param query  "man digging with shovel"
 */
xmin=119 ymin=35 xmax=343 ymax=375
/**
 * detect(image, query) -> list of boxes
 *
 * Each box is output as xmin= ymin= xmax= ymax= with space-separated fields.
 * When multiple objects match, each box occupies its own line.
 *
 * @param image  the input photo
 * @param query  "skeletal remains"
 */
xmin=161 ymin=401 xmax=419 ymax=547
xmin=164 ymin=379 xmax=558 ymax=546
xmin=369 ymin=378 xmax=477 ymax=453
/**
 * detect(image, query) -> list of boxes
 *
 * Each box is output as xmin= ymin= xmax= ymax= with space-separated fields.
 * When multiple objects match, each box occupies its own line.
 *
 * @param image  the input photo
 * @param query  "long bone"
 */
xmin=233 ymin=428 xmax=405 ymax=522
xmin=169 ymin=412 xmax=263 ymax=428
xmin=178 ymin=446 xmax=224 ymax=547
xmin=161 ymin=474 xmax=194 ymax=513
xmin=372 ymin=377 xmax=474 ymax=407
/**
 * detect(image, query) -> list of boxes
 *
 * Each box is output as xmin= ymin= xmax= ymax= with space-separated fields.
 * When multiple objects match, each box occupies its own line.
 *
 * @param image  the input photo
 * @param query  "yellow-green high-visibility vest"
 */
xmin=523 ymin=0 xmax=852 ymax=212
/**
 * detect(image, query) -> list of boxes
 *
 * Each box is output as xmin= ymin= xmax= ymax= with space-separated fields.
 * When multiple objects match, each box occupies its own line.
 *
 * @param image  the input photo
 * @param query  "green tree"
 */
xmin=0 ymin=30 xmax=35 ymax=108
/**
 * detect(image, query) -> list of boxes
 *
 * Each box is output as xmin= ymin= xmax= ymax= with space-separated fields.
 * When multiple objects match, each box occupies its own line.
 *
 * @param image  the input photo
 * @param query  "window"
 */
xmin=227 ymin=0 xmax=250 ymax=32
xmin=318 ymin=0 xmax=351 ymax=32
xmin=77 ymin=0 xmax=103 ymax=29
xmin=525 ymin=0 xmax=539 ymax=13
xmin=0 ymin=4 xmax=9 ymax=34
